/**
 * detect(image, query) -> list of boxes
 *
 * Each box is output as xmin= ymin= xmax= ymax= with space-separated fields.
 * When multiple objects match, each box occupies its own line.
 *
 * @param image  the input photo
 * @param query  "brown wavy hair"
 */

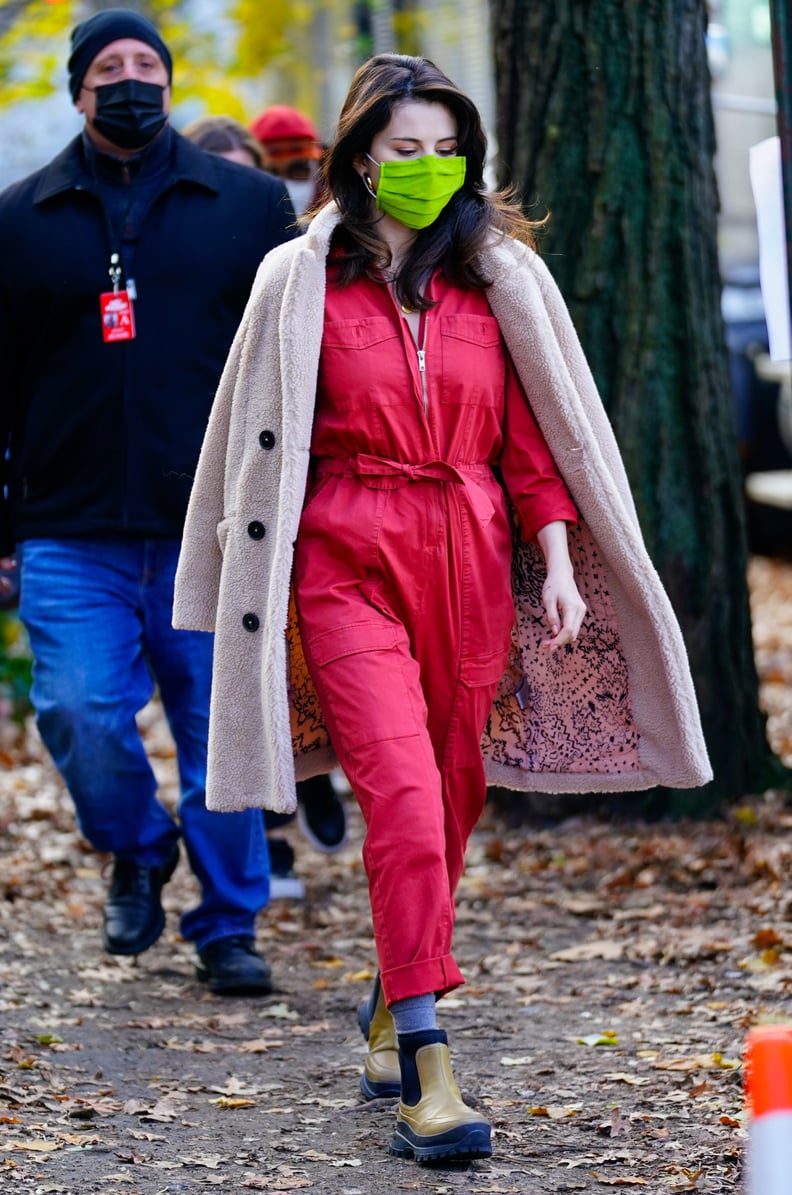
xmin=182 ymin=115 xmax=264 ymax=169
xmin=316 ymin=53 xmax=542 ymax=312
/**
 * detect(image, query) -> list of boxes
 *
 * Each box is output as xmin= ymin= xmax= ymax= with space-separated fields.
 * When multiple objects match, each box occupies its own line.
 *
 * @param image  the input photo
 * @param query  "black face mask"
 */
xmin=91 ymin=79 xmax=167 ymax=150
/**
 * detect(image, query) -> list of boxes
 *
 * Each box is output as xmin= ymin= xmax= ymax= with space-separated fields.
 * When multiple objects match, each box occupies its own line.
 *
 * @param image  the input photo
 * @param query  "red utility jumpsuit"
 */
xmin=294 ymin=260 xmax=577 ymax=1006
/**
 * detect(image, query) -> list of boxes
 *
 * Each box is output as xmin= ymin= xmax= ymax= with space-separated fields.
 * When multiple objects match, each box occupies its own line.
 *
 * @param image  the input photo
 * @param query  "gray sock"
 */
xmin=389 ymin=993 xmax=437 ymax=1035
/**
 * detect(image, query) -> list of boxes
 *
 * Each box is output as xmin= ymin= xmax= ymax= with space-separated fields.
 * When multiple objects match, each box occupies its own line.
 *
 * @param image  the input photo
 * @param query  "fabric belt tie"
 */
xmin=315 ymin=454 xmax=495 ymax=527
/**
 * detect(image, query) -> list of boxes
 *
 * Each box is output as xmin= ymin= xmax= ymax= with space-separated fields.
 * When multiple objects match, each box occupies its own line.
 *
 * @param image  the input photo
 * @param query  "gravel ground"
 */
xmin=1 ymin=557 xmax=791 ymax=1193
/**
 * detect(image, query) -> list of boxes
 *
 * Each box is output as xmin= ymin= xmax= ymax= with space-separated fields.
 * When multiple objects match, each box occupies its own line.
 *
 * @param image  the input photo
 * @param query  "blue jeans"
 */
xmin=19 ymin=538 xmax=269 ymax=949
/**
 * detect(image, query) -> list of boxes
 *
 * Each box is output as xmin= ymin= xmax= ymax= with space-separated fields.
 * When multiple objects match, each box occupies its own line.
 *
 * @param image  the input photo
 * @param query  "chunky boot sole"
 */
xmin=360 ymin=1069 xmax=401 ymax=1100
xmin=358 ymin=995 xmax=401 ymax=1099
xmin=389 ymin=1120 xmax=492 ymax=1163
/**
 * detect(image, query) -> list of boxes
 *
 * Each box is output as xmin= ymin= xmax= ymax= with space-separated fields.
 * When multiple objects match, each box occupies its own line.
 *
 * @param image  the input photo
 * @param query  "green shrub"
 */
xmin=0 ymin=610 xmax=33 ymax=724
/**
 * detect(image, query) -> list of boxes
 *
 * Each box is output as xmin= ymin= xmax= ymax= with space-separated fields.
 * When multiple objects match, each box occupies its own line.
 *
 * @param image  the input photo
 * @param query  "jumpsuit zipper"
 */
xmin=417 ymin=347 xmax=428 ymax=416
xmin=416 ymin=314 xmax=428 ymax=416
xmin=386 ymin=279 xmax=429 ymax=417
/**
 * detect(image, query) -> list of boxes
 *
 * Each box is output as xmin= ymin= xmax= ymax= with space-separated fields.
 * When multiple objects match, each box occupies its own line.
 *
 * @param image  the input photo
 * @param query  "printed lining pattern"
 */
xmin=483 ymin=521 xmax=641 ymax=774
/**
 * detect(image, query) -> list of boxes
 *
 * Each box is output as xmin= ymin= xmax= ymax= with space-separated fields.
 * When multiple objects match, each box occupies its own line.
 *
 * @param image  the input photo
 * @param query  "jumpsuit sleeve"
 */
xmin=499 ymin=348 xmax=578 ymax=543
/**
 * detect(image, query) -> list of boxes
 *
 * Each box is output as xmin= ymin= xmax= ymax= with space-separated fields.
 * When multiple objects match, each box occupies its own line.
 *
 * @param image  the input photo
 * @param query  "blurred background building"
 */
xmin=709 ymin=0 xmax=777 ymax=270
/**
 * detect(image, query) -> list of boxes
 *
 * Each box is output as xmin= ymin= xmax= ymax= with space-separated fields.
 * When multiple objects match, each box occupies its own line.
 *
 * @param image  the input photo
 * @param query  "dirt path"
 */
xmin=2 ymin=558 xmax=792 ymax=1193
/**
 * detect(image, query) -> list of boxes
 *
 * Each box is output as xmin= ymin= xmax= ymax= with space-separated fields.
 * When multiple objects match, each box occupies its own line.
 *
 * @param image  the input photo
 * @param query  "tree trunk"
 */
xmin=489 ymin=0 xmax=782 ymax=809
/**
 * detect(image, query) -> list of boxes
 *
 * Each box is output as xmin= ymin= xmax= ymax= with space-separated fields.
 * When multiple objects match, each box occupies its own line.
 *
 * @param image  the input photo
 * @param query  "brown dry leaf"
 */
xmin=140 ymin=1098 xmax=180 ymax=1122
xmin=289 ymin=1021 xmax=332 ymax=1036
xmin=122 ymin=1099 xmax=150 ymax=1116
xmin=753 ymin=927 xmax=784 ymax=949
xmin=161 ymin=1037 xmax=223 ymax=1053
xmin=237 ymin=1039 xmax=283 ymax=1054
xmin=208 ymin=1096 xmax=256 ymax=1109
xmin=528 ymin=1104 xmax=583 ymax=1119
xmin=124 ymin=1017 xmax=175 ymax=1029
xmin=550 ymin=940 xmax=625 ymax=962
xmin=2 ymin=1138 xmax=60 ymax=1152
xmin=590 ymin=1178 xmax=649 ymax=1188
xmin=209 ymin=1076 xmax=251 ymax=1095
xmin=240 ymin=1179 xmax=312 ymax=1190
xmin=653 ymin=1054 xmax=740 ymax=1072
xmin=611 ymin=903 xmax=667 ymax=922
xmin=178 ymin=1153 xmax=225 ymax=1168
xmin=602 ymin=1073 xmax=652 ymax=1087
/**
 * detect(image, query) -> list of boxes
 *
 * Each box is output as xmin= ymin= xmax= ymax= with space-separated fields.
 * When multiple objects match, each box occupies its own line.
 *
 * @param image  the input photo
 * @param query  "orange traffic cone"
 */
xmin=744 ymin=1025 xmax=792 ymax=1195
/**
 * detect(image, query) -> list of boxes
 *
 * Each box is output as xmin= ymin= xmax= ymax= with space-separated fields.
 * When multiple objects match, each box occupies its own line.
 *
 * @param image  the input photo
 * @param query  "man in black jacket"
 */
xmin=0 ymin=9 xmax=294 ymax=993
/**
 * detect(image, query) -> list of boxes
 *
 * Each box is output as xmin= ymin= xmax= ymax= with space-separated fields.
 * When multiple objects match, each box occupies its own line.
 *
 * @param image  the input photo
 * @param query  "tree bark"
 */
xmin=490 ymin=0 xmax=782 ymax=808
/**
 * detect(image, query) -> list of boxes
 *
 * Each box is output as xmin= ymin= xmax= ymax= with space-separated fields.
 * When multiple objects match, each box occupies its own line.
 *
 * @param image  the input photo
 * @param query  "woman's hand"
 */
xmin=535 ymin=522 xmax=586 ymax=650
xmin=541 ymin=567 xmax=586 ymax=649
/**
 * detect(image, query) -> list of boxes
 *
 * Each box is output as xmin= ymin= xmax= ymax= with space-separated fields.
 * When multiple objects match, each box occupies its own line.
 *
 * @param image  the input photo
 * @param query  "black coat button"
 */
xmin=247 ymin=521 xmax=266 ymax=540
xmin=259 ymin=430 xmax=275 ymax=449
xmin=242 ymin=613 xmax=260 ymax=632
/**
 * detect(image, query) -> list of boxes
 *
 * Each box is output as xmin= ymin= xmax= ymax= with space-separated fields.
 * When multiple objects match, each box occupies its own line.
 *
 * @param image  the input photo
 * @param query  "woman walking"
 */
xmin=174 ymin=54 xmax=710 ymax=1164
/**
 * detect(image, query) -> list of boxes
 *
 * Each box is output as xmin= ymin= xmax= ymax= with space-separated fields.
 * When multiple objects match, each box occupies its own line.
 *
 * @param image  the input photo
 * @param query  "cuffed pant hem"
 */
xmin=381 ymin=954 xmax=465 ymax=1006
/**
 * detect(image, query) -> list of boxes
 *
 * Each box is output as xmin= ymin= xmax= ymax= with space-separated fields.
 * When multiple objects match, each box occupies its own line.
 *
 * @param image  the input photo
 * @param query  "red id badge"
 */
xmin=99 ymin=290 xmax=136 ymax=342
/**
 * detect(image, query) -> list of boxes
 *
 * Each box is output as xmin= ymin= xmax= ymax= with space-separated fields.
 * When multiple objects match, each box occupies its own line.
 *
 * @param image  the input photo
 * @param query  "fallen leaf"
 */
xmin=238 ymin=1038 xmax=283 ymax=1054
xmin=653 ymin=1054 xmax=739 ymax=1072
xmin=2 ymin=1138 xmax=60 ymax=1152
xmin=178 ymin=1154 xmax=225 ymax=1168
xmin=590 ymin=1177 xmax=649 ymax=1187
xmin=551 ymin=940 xmax=625 ymax=962
xmin=260 ymin=1003 xmax=299 ymax=1020
xmin=208 ymin=1096 xmax=256 ymax=1109
xmin=528 ymin=1104 xmax=583 ymax=1119
xmin=578 ymin=1032 xmax=619 ymax=1048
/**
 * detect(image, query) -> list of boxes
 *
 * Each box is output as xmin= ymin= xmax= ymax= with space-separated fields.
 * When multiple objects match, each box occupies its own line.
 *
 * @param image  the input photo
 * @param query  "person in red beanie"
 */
xmin=250 ymin=105 xmax=324 ymax=215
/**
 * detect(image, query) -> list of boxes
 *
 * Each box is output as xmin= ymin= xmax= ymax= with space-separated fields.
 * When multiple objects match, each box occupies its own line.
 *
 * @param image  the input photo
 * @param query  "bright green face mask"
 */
xmin=366 ymin=153 xmax=467 ymax=230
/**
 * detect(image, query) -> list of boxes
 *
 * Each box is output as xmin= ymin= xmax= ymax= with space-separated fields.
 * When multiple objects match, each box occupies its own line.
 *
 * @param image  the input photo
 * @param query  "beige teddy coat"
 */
xmin=173 ymin=204 xmax=712 ymax=814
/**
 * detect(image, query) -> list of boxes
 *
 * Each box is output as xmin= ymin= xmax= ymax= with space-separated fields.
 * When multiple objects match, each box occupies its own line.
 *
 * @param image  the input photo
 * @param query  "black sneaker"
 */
xmin=297 ymin=774 xmax=348 ymax=854
xmin=103 ymin=843 xmax=179 ymax=957
xmin=196 ymin=935 xmax=273 ymax=995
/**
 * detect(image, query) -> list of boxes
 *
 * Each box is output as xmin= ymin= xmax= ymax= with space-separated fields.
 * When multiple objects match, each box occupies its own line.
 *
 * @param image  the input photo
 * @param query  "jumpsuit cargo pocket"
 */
xmin=439 ymin=314 xmax=505 ymax=407
xmin=320 ymin=319 xmax=407 ymax=411
xmin=304 ymin=619 xmax=427 ymax=749
xmin=444 ymin=648 xmax=511 ymax=769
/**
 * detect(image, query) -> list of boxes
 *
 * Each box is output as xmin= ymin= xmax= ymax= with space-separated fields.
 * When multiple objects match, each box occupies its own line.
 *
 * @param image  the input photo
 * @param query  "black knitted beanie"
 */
xmin=68 ymin=8 xmax=172 ymax=100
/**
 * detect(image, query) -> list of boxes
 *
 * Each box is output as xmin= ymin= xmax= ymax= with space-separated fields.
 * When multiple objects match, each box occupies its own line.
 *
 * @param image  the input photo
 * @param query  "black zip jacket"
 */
xmin=0 ymin=127 xmax=295 ymax=556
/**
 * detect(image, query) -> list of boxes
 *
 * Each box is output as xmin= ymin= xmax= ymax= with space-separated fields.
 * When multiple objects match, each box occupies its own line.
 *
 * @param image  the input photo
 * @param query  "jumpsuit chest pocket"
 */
xmin=439 ymin=314 xmax=505 ymax=407
xmin=319 ymin=317 xmax=411 ymax=412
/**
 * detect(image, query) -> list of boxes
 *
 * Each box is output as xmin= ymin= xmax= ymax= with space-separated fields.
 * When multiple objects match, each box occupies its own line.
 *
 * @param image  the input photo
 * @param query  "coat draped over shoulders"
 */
xmin=174 ymin=204 xmax=712 ymax=814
